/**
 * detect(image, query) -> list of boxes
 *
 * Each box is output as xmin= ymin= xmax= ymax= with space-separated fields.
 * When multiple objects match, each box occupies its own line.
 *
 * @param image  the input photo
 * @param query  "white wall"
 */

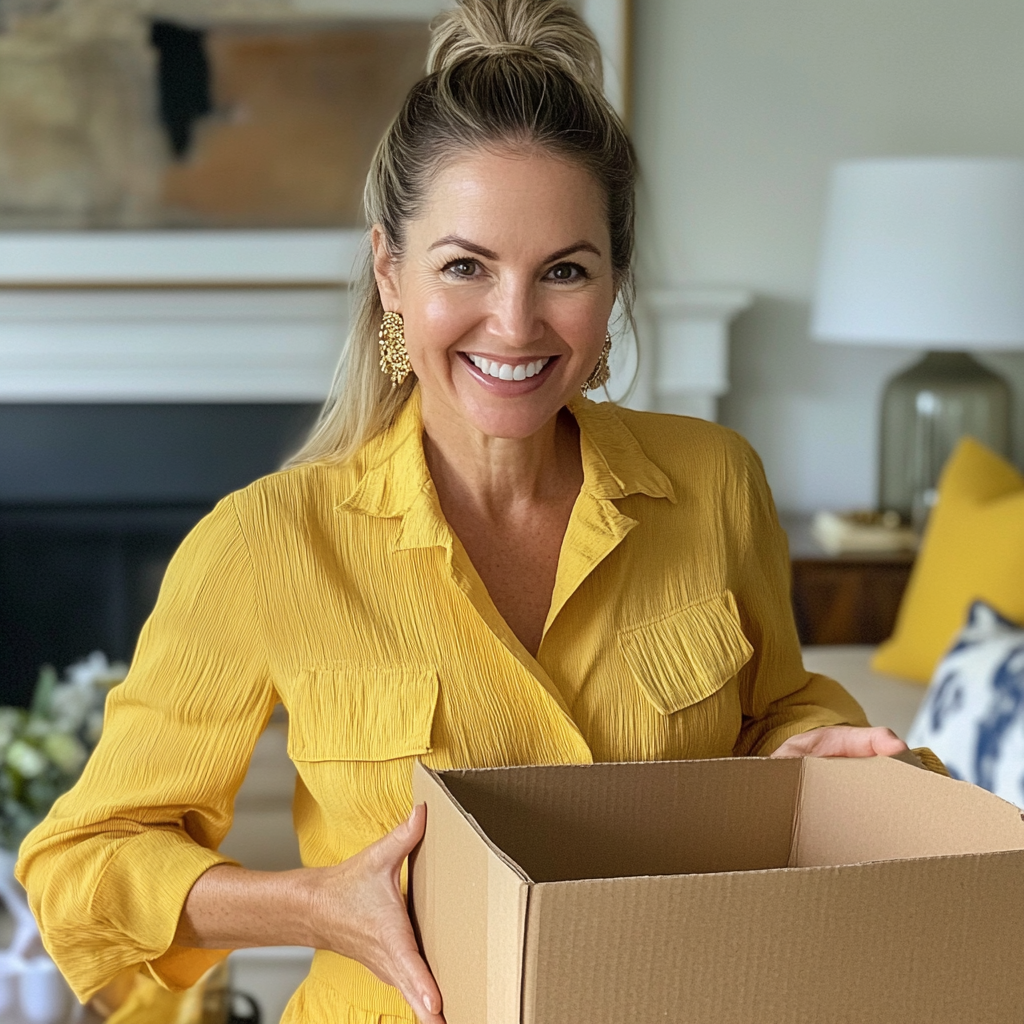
xmin=632 ymin=0 xmax=1024 ymax=513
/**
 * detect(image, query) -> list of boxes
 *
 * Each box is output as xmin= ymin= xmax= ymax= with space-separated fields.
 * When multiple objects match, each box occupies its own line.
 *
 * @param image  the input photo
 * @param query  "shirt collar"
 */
xmin=568 ymin=395 xmax=677 ymax=503
xmin=334 ymin=388 xmax=432 ymax=521
xmin=336 ymin=387 xmax=676 ymax=523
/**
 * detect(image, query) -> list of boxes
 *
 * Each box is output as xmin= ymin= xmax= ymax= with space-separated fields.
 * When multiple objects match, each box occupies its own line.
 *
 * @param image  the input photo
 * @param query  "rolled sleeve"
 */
xmin=17 ymin=495 xmax=276 ymax=1002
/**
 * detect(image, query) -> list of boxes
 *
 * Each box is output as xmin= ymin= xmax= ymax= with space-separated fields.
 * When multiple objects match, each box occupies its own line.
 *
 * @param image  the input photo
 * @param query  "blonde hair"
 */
xmin=288 ymin=0 xmax=637 ymax=467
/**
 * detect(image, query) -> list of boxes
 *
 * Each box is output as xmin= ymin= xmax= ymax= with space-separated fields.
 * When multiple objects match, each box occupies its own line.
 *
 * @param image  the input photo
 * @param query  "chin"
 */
xmin=456 ymin=388 xmax=568 ymax=440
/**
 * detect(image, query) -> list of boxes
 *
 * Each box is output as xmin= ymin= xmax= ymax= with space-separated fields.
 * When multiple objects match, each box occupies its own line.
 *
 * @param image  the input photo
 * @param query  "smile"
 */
xmin=465 ymin=353 xmax=552 ymax=381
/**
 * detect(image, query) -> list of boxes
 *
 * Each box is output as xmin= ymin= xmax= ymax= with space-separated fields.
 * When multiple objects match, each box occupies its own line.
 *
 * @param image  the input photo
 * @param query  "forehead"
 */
xmin=409 ymin=145 xmax=609 ymax=247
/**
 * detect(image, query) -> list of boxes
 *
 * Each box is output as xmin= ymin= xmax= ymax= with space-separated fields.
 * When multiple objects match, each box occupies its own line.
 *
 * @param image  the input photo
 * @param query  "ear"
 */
xmin=371 ymin=225 xmax=402 ymax=311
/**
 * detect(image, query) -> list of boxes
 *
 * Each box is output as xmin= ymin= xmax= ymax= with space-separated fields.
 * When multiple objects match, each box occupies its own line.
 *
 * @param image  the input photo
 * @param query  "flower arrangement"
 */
xmin=0 ymin=653 xmax=127 ymax=852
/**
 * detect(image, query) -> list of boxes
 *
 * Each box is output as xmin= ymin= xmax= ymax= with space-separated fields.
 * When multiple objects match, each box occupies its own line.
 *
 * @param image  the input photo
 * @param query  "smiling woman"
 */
xmin=16 ymin=2 xmax=906 ymax=1024
xmin=375 ymin=149 xmax=613 ymax=426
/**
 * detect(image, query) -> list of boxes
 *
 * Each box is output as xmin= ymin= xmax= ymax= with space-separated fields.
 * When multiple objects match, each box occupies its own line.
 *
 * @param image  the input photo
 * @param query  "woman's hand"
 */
xmin=175 ymin=808 xmax=442 ymax=1023
xmin=770 ymin=725 xmax=908 ymax=759
xmin=309 ymin=804 xmax=444 ymax=1024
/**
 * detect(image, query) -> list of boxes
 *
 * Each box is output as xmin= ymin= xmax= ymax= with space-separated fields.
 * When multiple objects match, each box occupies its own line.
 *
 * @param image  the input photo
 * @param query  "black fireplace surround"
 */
xmin=0 ymin=403 xmax=319 ymax=708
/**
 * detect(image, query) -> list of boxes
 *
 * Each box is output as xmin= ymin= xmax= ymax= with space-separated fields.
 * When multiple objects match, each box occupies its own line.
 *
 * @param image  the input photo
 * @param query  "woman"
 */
xmin=17 ymin=2 xmax=908 ymax=1023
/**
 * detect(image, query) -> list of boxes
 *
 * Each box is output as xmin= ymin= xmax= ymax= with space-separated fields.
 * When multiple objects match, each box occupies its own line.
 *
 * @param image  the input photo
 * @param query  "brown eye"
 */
xmin=547 ymin=263 xmax=586 ymax=282
xmin=447 ymin=259 xmax=478 ymax=277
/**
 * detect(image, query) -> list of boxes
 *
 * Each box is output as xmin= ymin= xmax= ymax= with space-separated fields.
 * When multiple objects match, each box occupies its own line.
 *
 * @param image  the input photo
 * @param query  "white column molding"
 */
xmin=644 ymin=286 xmax=754 ymax=421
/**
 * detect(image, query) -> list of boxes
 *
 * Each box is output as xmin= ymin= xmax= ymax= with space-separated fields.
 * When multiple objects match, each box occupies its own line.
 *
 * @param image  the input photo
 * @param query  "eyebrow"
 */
xmin=427 ymin=235 xmax=603 ymax=262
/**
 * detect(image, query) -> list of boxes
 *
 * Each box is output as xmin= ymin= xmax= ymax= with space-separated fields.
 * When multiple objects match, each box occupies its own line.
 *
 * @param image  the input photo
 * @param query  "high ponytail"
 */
xmin=289 ymin=0 xmax=637 ymax=467
xmin=427 ymin=0 xmax=603 ymax=91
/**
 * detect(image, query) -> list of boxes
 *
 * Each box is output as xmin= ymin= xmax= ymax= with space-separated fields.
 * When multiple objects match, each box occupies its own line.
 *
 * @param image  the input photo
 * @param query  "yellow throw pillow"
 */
xmin=872 ymin=438 xmax=1024 ymax=682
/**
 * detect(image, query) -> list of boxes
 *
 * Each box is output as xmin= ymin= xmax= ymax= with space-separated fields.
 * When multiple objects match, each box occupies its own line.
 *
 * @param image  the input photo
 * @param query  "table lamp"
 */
xmin=811 ymin=158 xmax=1024 ymax=527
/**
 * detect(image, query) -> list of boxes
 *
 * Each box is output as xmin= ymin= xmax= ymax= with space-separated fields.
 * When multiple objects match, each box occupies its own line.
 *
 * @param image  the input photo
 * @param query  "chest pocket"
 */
xmin=286 ymin=664 xmax=438 ymax=762
xmin=619 ymin=590 xmax=754 ymax=715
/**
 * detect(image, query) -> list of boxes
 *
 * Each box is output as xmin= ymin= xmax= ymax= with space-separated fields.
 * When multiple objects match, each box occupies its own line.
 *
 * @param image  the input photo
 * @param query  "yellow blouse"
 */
xmin=18 ymin=391 xmax=866 ymax=1024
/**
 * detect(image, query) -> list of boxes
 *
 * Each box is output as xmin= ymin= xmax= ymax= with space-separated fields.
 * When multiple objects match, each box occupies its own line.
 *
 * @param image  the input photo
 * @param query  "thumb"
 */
xmin=869 ymin=728 xmax=909 ymax=756
xmin=374 ymin=804 xmax=427 ymax=866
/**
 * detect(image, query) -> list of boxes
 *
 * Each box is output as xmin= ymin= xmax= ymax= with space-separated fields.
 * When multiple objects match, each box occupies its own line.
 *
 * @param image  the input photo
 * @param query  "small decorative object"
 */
xmin=580 ymin=332 xmax=613 ymax=396
xmin=0 ymin=653 xmax=126 ymax=1024
xmin=907 ymin=602 xmax=1024 ymax=804
xmin=810 ymin=509 xmax=918 ymax=555
xmin=378 ymin=310 xmax=412 ymax=388
xmin=812 ymin=158 xmax=1024 ymax=529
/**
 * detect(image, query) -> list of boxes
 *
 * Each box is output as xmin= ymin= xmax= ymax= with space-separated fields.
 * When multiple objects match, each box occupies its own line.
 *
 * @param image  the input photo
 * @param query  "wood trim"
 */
xmin=0 ymin=281 xmax=346 ymax=292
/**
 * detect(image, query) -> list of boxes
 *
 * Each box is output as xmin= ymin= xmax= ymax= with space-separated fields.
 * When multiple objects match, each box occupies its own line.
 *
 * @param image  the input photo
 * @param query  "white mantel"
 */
xmin=0 ymin=232 xmax=751 ymax=414
xmin=0 ymin=231 xmax=363 ymax=286
xmin=0 ymin=231 xmax=359 ymax=402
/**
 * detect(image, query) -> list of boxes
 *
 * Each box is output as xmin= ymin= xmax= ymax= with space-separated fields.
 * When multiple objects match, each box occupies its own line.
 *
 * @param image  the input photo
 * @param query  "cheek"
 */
xmin=544 ymin=295 xmax=612 ymax=350
xmin=406 ymin=290 xmax=479 ymax=358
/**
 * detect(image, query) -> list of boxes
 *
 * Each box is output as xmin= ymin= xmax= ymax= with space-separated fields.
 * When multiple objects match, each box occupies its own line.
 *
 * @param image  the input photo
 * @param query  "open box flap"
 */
xmin=410 ymin=763 xmax=529 ymax=1024
xmin=792 ymin=755 xmax=1024 ymax=867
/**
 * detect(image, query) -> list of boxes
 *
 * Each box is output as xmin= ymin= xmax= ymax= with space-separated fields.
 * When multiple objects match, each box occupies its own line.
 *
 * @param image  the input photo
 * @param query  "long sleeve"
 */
xmin=728 ymin=443 xmax=869 ymax=756
xmin=16 ymin=496 xmax=277 ymax=1003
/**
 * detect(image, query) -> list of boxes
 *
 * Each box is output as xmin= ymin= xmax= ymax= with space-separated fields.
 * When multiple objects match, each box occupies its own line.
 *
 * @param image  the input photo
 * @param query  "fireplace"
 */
xmin=0 ymin=229 xmax=350 ymax=707
xmin=0 ymin=402 xmax=319 ymax=707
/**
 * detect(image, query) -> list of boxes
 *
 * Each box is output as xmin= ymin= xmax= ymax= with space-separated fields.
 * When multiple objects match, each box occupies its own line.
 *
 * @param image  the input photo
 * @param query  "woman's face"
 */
xmin=373 ymin=146 xmax=616 ymax=441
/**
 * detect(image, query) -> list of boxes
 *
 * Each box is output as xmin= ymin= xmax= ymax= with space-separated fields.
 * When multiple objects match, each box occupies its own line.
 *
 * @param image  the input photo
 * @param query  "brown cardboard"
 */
xmin=409 ymin=757 xmax=1024 ymax=1024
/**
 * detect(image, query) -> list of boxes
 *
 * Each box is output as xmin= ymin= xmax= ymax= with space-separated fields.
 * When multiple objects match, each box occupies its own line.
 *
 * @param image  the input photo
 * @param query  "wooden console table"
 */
xmin=781 ymin=514 xmax=915 ymax=646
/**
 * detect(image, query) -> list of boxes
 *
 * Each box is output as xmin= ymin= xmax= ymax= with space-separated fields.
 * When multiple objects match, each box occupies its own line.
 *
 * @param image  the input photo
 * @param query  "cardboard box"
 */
xmin=410 ymin=757 xmax=1024 ymax=1024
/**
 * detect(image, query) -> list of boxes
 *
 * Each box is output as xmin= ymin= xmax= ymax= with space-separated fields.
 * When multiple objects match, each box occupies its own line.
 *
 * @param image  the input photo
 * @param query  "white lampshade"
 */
xmin=812 ymin=158 xmax=1024 ymax=350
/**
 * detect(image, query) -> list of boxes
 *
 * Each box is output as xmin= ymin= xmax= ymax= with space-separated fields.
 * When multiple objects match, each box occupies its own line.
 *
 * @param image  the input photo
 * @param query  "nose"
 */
xmin=487 ymin=275 xmax=544 ymax=350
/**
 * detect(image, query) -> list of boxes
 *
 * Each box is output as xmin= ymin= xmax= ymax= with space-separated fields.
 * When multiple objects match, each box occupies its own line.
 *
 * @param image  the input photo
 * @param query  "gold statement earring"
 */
xmin=581 ymin=332 xmax=613 ymax=396
xmin=378 ymin=311 xmax=412 ymax=388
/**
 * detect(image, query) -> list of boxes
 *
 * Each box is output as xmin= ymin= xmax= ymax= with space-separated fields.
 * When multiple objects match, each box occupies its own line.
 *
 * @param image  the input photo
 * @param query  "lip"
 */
xmin=458 ymin=352 xmax=558 ymax=393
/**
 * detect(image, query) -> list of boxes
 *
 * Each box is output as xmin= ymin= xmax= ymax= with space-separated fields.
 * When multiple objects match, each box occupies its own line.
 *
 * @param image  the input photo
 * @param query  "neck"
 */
xmin=420 ymin=396 xmax=582 ymax=519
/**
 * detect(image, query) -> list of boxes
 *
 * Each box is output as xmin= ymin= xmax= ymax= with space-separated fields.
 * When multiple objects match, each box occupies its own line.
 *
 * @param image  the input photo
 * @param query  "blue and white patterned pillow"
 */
xmin=907 ymin=601 xmax=1024 ymax=806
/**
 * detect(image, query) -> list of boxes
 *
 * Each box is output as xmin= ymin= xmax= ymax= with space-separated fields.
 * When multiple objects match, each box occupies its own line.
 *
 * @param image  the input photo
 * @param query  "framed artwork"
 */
xmin=0 ymin=0 xmax=632 ymax=230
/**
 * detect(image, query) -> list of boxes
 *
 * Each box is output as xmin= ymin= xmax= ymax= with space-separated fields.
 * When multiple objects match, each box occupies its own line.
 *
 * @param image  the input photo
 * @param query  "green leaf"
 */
xmin=30 ymin=664 xmax=59 ymax=719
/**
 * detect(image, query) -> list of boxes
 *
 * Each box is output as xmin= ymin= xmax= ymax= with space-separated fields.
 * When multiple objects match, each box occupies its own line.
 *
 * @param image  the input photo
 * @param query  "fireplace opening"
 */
xmin=0 ymin=403 xmax=319 ymax=708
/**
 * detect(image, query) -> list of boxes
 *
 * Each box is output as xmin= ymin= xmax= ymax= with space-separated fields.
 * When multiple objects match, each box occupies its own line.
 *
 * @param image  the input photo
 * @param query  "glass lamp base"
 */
xmin=879 ymin=351 xmax=1011 ymax=529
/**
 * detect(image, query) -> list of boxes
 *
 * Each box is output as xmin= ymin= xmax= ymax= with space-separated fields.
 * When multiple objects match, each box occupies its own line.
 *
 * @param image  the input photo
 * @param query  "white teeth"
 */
xmin=466 ymin=354 xmax=551 ymax=380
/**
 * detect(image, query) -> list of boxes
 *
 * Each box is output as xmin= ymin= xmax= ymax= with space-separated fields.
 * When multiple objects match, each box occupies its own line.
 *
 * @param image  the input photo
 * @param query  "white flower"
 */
xmin=0 ymin=708 xmax=23 ymax=749
xmin=6 ymin=741 xmax=47 ymax=779
xmin=23 ymin=717 xmax=54 ymax=738
xmin=65 ymin=652 xmax=127 ymax=690
xmin=42 ymin=733 xmax=88 ymax=775
xmin=48 ymin=683 xmax=96 ymax=734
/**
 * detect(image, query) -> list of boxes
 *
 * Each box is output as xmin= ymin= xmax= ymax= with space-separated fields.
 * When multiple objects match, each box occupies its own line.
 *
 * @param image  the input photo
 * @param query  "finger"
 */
xmin=819 ymin=726 xmax=877 ymax=757
xmin=867 ymin=727 xmax=908 ymax=756
xmin=401 ymin=951 xmax=445 ymax=1024
xmin=389 ymin=923 xmax=445 ymax=1024
xmin=770 ymin=726 xmax=906 ymax=759
xmin=824 ymin=726 xmax=907 ymax=757
xmin=769 ymin=731 xmax=817 ymax=758
xmin=369 ymin=804 xmax=428 ymax=869
xmin=404 ymin=802 xmax=428 ymax=847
